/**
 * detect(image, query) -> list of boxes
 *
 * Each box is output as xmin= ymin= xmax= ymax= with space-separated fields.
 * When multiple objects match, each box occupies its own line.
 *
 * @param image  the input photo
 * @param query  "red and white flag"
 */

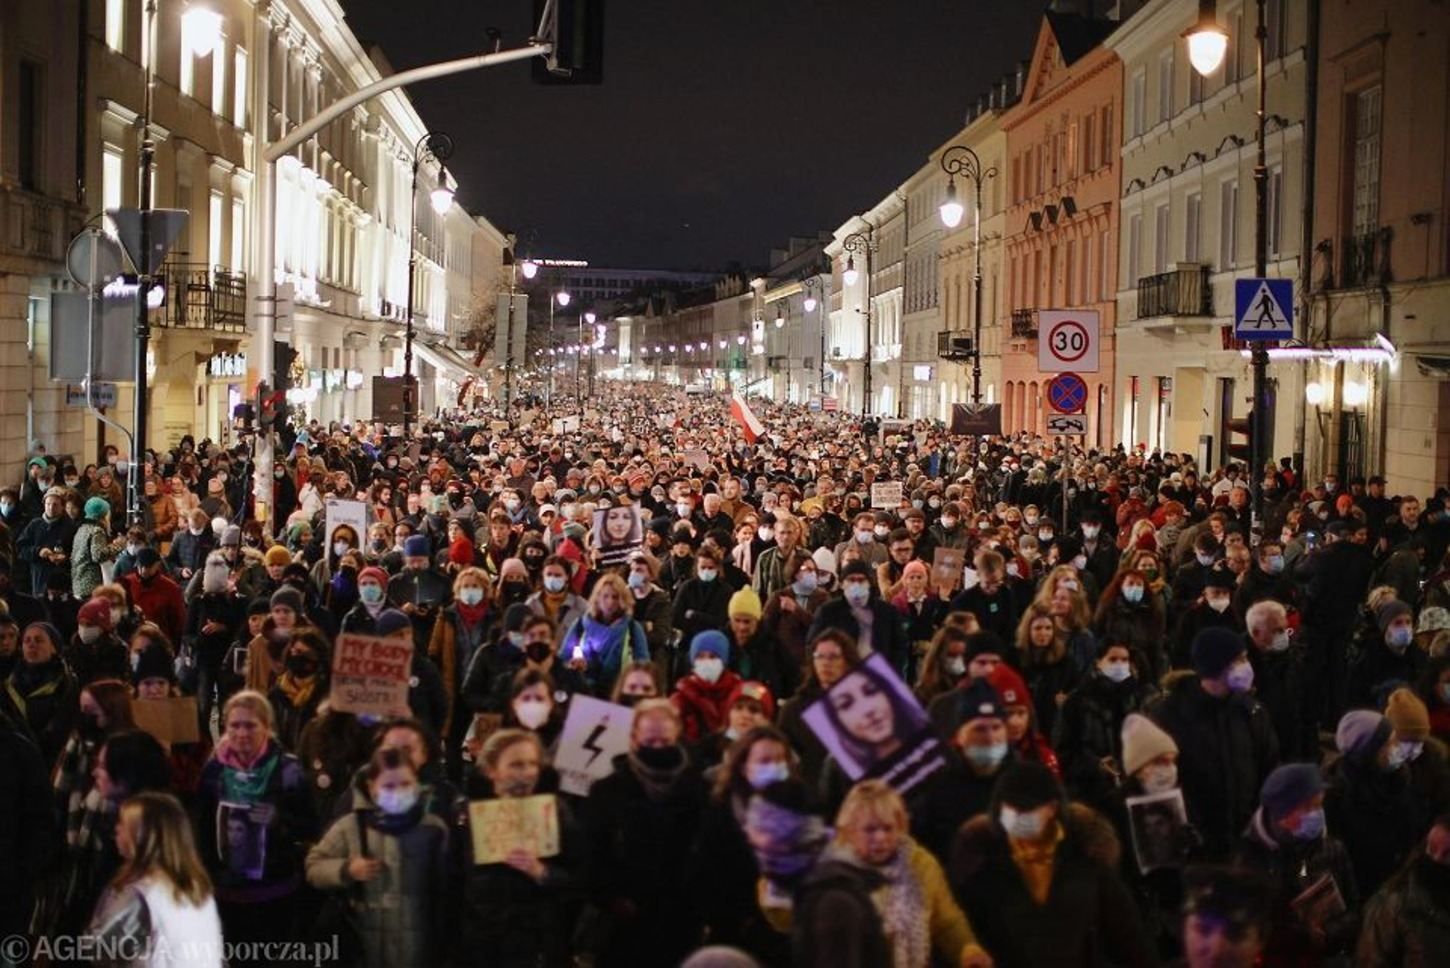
xmin=730 ymin=390 xmax=766 ymax=444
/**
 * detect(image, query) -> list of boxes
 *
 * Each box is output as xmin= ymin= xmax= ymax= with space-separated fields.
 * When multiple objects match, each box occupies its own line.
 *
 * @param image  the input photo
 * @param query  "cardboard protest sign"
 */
xmin=469 ymin=794 xmax=561 ymax=864
xmin=870 ymin=482 xmax=903 ymax=509
xmin=329 ymin=633 xmax=414 ymax=718
xmin=682 ymin=448 xmax=711 ymax=471
xmin=489 ymin=419 xmax=511 ymax=435
xmin=1125 ymin=788 xmax=1190 ymax=874
xmin=552 ymin=415 xmax=581 ymax=434
xmin=932 ymin=547 xmax=965 ymax=595
xmin=802 ymin=653 xmax=944 ymax=794
xmin=133 ymin=696 xmax=200 ymax=745
xmin=554 ymin=694 xmax=634 ymax=796
xmin=323 ymin=498 xmax=369 ymax=558
xmin=591 ymin=504 xmax=644 ymax=568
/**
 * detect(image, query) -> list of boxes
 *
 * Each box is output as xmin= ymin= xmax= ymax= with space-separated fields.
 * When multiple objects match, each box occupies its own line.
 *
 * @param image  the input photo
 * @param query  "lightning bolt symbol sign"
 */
xmin=582 ymin=717 xmax=610 ymax=768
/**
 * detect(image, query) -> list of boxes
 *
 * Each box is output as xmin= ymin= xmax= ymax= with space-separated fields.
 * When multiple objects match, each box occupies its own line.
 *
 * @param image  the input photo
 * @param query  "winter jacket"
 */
xmin=1348 ymin=633 xmax=1427 ymax=711
xmin=1054 ymin=670 xmax=1159 ymax=806
xmin=305 ymin=795 xmax=450 ymax=968
xmin=1356 ymin=856 xmax=1450 ymax=968
xmin=70 ymin=519 xmax=117 ymax=599
xmin=806 ymin=597 xmax=910 ymax=678
xmin=949 ymin=584 xmax=1019 ymax=644
xmin=628 ymin=585 xmax=674 ymax=658
xmin=778 ymin=680 xmax=831 ymax=785
xmin=165 ymin=528 xmax=215 ymax=580
xmin=1172 ymin=603 xmax=1242 ymax=669
xmin=1020 ymin=653 xmax=1082 ymax=743
xmin=1325 ymin=754 xmax=1430 ymax=896
xmin=907 ymin=749 xmax=1010 ymax=864
xmin=527 ymin=590 xmax=588 ymax=648
xmin=2 ymin=656 xmax=78 ymax=763
xmin=184 ymin=592 xmax=246 ymax=666
xmin=1294 ymin=542 xmax=1376 ymax=633
xmin=949 ymin=803 xmax=1155 ymax=968
xmin=789 ymin=857 xmax=890 ymax=968
xmin=732 ymin=627 xmax=799 ymax=702
xmin=1148 ymin=672 xmax=1280 ymax=859
xmin=122 ymin=570 xmax=187 ymax=645
xmin=0 ymin=719 xmax=55 ymax=941
xmin=16 ymin=513 xmax=76 ymax=596
xmin=1095 ymin=598 xmax=1168 ymax=678
xmin=672 ymin=575 xmax=732 ymax=645
xmin=671 ymin=670 xmax=745 ymax=744
xmin=427 ymin=604 xmax=495 ymax=738
xmin=561 ymin=612 xmax=650 ymax=697
xmin=1248 ymin=644 xmax=1317 ymax=761
xmin=295 ymin=711 xmax=375 ymax=822
xmin=61 ymin=633 xmax=131 ymax=686
xmin=762 ymin=587 xmax=829 ymax=674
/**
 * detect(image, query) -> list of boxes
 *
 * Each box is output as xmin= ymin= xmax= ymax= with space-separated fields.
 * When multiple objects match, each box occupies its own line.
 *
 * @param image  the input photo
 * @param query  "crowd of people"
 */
xmin=2 ymin=384 xmax=1450 ymax=968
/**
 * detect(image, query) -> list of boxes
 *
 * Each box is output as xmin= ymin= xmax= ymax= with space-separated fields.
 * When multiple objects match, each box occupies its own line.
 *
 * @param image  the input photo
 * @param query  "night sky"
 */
xmin=342 ymin=0 xmax=1045 ymax=270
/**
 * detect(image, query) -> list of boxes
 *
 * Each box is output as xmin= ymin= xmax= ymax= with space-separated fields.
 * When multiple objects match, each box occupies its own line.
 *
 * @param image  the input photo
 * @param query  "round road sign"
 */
xmin=1047 ymin=372 xmax=1088 ymax=413
xmin=1046 ymin=319 xmax=1091 ymax=364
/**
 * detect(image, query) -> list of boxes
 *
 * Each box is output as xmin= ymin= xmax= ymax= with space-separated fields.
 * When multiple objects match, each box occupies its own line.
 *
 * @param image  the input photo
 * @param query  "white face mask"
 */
xmin=693 ymin=657 xmax=724 ymax=683
xmin=945 ymin=656 xmax=966 ymax=677
xmin=1206 ymin=595 xmax=1232 ymax=613
xmin=78 ymin=626 xmax=102 ymax=645
xmin=999 ymin=805 xmax=1048 ymax=840
xmin=746 ymin=760 xmax=790 ymax=790
xmin=1139 ymin=763 xmax=1178 ymax=794
xmin=1100 ymin=660 xmax=1131 ymax=683
xmin=375 ymin=786 xmax=419 ymax=816
xmin=513 ymin=698 xmax=551 ymax=730
xmin=1267 ymin=629 xmax=1291 ymax=652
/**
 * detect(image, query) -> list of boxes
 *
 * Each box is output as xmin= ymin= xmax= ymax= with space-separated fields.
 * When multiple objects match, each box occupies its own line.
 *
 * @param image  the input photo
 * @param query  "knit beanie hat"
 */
xmin=23 ymin=622 xmax=64 ymax=654
xmin=1260 ymin=763 xmax=1324 ymax=823
xmin=1335 ymin=709 xmax=1392 ymax=760
xmin=357 ymin=566 xmax=388 ymax=588
xmin=811 ymin=546 xmax=837 ymax=577
xmin=135 ymin=546 xmax=161 ymax=568
xmin=502 ymin=603 xmax=533 ymax=634
xmin=374 ymin=609 xmax=411 ymax=637
xmin=1121 ymin=712 xmax=1179 ymax=776
xmin=690 ymin=629 xmax=731 ymax=665
xmin=985 ymin=663 xmax=1031 ymax=710
xmin=202 ymin=551 xmax=231 ymax=595
xmin=1385 ymin=687 xmax=1431 ymax=741
xmin=728 ymin=680 xmax=776 ymax=721
xmin=220 ymin=525 xmax=242 ymax=548
xmin=246 ymin=597 xmax=272 ymax=617
xmin=839 ymin=560 xmax=872 ymax=583
xmin=1203 ymin=567 xmax=1238 ymax=590
xmin=448 ymin=536 xmax=475 ymax=566
xmin=1376 ymin=599 xmax=1412 ymax=633
xmin=269 ymin=585 xmax=305 ymax=615
xmin=83 ymin=496 xmax=110 ymax=520
xmin=951 ymin=678 xmax=1005 ymax=733
xmin=728 ymin=587 xmax=764 ymax=621
xmin=964 ymin=631 xmax=1007 ymax=661
xmin=77 ymin=597 xmax=114 ymax=632
xmin=134 ymin=642 xmax=175 ymax=684
xmin=902 ymin=560 xmax=929 ymax=582
xmin=995 ymin=761 xmax=1063 ymax=810
xmin=1192 ymin=627 xmax=1245 ymax=678
xmin=264 ymin=545 xmax=292 ymax=567
xmin=403 ymin=535 xmax=431 ymax=558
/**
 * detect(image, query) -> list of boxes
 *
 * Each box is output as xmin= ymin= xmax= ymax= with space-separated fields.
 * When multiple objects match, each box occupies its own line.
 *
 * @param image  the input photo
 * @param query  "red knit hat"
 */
xmin=448 ymin=536 xmax=475 ymax=566
xmin=985 ymin=663 xmax=1031 ymax=710
xmin=357 ymin=566 xmax=389 ymax=587
xmin=78 ymin=596 xmax=113 ymax=632
xmin=727 ymin=680 xmax=776 ymax=721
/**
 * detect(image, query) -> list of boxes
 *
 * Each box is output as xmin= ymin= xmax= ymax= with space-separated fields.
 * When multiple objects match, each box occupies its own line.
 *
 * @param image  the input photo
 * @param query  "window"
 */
xmin=1082 ymin=113 xmax=1095 ymax=172
xmin=1130 ymin=69 xmax=1147 ymax=138
xmin=1266 ymin=0 xmax=1285 ymax=61
xmin=1185 ymin=192 xmax=1202 ymax=264
xmin=1127 ymin=213 xmax=1142 ymax=286
xmin=1154 ymin=202 xmax=1170 ymax=273
xmin=18 ymin=61 xmax=40 ymax=191
xmin=102 ymin=146 xmax=124 ymax=214
xmin=231 ymin=197 xmax=245 ymax=270
xmin=1100 ymin=105 xmax=1114 ymax=167
xmin=180 ymin=44 xmax=195 ymax=97
xmin=211 ymin=39 xmax=227 ymax=115
xmin=1228 ymin=9 xmax=1243 ymax=84
xmin=1067 ymin=120 xmax=1079 ymax=179
xmin=1066 ymin=239 xmax=1077 ymax=305
xmin=1032 ymin=250 xmax=1042 ymax=305
xmin=1099 ymin=229 xmax=1112 ymax=300
xmin=106 ymin=0 xmax=125 ymax=52
xmin=1080 ymin=234 xmax=1092 ymax=305
xmin=1219 ymin=179 xmax=1239 ymax=269
xmin=1011 ymin=156 xmax=1021 ymax=203
xmin=1158 ymin=51 xmax=1174 ymax=123
xmin=1352 ymin=85 xmax=1382 ymax=237
xmin=208 ymin=192 xmax=224 ymax=270
xmin=234 ymin=49 xmax=248 ymax=127
xmin=1189 ymin=67 xmax=1204 ymax=106
xmin=1048 ymin=245 xmax=1058 ymax=305
xmin=1266 ymin=164 xmax=1283 ymax=256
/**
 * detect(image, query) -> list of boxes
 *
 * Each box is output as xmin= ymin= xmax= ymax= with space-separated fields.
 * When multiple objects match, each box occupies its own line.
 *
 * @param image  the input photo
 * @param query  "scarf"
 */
xmin=539 ymin=590 xmax=569 ymax=620
xmin=1007 ymin=820 xmax=1065 ymax=905
xmin=456 ymin=599 xmax=489 ymax=627
xmin=625 ymin=746 xmax=690 ymax=802
xmin=274 ymin=672 xmax=317 ymax=710
xmin=745 ymin=794 xmax=831 ymax=884
xmin=823 ymin=843 xmax=929 ymax=968
xmin=217 ymin=740 xmax=281 ymax=804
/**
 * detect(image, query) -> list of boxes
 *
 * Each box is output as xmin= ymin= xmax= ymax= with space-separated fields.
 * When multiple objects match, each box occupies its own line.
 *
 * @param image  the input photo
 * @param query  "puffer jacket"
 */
xmin=1356 ymin=856 xmax=1450 ymax=967
xmin=1053 ymin=669 xmax=1158 ymax=807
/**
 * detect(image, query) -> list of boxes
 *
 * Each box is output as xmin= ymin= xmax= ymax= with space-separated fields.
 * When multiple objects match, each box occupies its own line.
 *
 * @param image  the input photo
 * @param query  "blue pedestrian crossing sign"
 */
xmin=1234 ymin=278 xmax=1293 ymax=340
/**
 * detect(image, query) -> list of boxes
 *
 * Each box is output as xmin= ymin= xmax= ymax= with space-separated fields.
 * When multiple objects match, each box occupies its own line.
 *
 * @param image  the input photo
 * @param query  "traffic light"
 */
xmin=533 ymin=0 xmax=604 ymax=84
xmin=1227 ymin=410 xmax=1254 ymax=465
xmin=257 ymin=382 xmax=276 ymax=432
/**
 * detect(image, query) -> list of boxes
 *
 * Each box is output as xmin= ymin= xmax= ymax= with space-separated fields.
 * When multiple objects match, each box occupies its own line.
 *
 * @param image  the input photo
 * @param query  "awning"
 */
xmin=413 ymin=339 xmax=485 ymax=383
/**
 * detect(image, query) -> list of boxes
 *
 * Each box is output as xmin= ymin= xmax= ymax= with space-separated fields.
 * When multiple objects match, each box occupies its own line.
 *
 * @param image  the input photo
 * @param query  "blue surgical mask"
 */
xmin=1265 ymin=555 xmax=1285 ymax=575
xmin=1293 ymin=808 xmax=1326 ymax=841
xmin=1387 ymin=626 xmax=1413 ymax=651
xmin=697 ymin=568 xmax=718 ymax=583
xmin=1122 ymin=584 xmax=1144 ymax=604
xmin=627 ymin=571 xmax=647 ymax=590
xmin=792 ymin=572 xmax=818 ymax=596
xmin=965 ymin=742 xmax=1008 ymax=770
xmin=359 ymin=584 xmax=385 ymax=604
xmin=375 ymin=786 xmax=418 ymax=816
xmin=543 ymin=575 xmax=567 ymax=594
xmin=458 ymin=587 xmax=485 ymax=606
xmin=746 ymin=761 xmax=790 ymax=790
xmin=843 ymin=582 xmax=870 ymax=607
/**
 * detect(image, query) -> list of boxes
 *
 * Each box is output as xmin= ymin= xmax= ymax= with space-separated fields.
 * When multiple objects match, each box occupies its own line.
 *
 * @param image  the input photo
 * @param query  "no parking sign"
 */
xmin=1037 ymin=310 xmax=1100 ymax=373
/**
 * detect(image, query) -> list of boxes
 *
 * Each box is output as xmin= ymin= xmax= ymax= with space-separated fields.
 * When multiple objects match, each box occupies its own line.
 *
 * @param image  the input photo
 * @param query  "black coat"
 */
xmin=1348 ymin=632 xmax=1428 ymax=711
xmin=948 ymin=584 xmax=1019 ymax=643
xmin=690 ymin=792 xmax=790 ymax=966
xmin=1148 ymin=672 xmax=1280 ymax=859
xmin=61 ymin=633 xmax=131 ymax=686
xmin=790 ymin=858 xmax=890 ymax=968
xmin=0 ymin=719 xmax=54 ymax=939
xmin=1171 ymin=602 xmax=1241 ymax=669
xmin=671 ymin=576 xmax=732 ymax=647
xmin=907 ymin=750 xmax=1008 ymax=864
xmin=732 ymin=627 xmax=799 ymax=702
xmin=779 ymin=680 xmax=831 ymax=785
xmin=1294 ymin=542 xmax=1376 ymax=633
xmin=1 ymin=657 xmax=78 ymax=763
xmin=1248 ymin=644 xmax=1317 ymax=761
xmin=1053 ymin=669 xmax=1158 ymax=807
xmin=806 ymin=597 xmax=910 ymax=678
xmin=1325 ymin=754 xmax=1430 ymax=896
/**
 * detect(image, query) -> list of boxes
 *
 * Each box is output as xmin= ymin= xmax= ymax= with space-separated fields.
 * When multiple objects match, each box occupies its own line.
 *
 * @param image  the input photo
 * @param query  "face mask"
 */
xmin=1225 ymin=660 xmax=1255 ymax=693
xmin=873 ymin=525 xmax=890 ymax=539
xmin=1101 ymin=660 xmax=1131 ymax=683
xmin=1196 ymin=552 xmax=1216 ymax=567
xmin=359 ymin=584 xmax=384 ymax=604
xmin=747 ymin=760 xmax=790 ymax=790
xmin=964 ymin=741 xmax=1008 ymax=770
xmin=758 ymin=527 xmax=774 ymax=542
xmin=697 ymin=568 xmax=718 ymax=583
xmin=1122 ymin=584 xmax=1144 ymax=604
xmin=1139 ymin=763 xmax=1178 ymax=794
xmin=513 ymin=698 xmax=551 ymax=730
xmin=78 ymin=625 xmax=102 ymax=645
xmin=928 ymin=498 xmax=942 ymax=509
xmin=332 ymin=541 xmax=351 ymax=558
xmin=189 ymin=526 xmax=205 ymax=537
xmin=694 ymin=657 xmax=724 ymax=683
xmin=375 ymin=786 xmax=419 ymax=816
xmin=1387 ymin=626 xmax=1413 ymax=651
xmin=1264 ymin=555 xmax=1285 ymax=575
xmin=1071 ymin=554 xmax=1088 ymax=571
xmin=1268 ymin=630 xmax=1291 ymax=652
xmin=1206 ymin=595 xmax=1232 ymax=613
xmin=940 ymin=516 xmax=958 ymax=530
xmin=843 ymin=582 xmax=871 ymax=607
xmin=999 ymin=805 xmax=1047 ymax=840
xmin=1059 ymin=578 xmax=1079 ymax=592
xmin=543 ymin=575 xmax=568 ymax=594
xmin=1006 ymin=562 xmax=1021 ymax=578
xmin=945 ymin=656 xmax=966 ymax=677
xmin=503 ymin=581 xmax=529 ymax=599
xmin=676 ymin=503 xmax=692 ymax=518
xmin=627 ymin=572 xmax=647 ymax=591
xmin=1082 ymin=526 xmax=1100 ymax=540
xmin=792 ymin=572 xmax=818 ymax=595
xmin=286 ymin=654 xmax=320 ymax=678
xmin=635 ymin=744 xmax=684 ymax=770
xmin=1396 ymin=740 xmax=1424 ymax=764
xmin=855 ymin=530 xmax=874 ymax=544
xmin=1292 ymin=808 xmax=1325 ymax=841
xmin=503 ymin=498 xmax=520 ymax=511
xmin=525 ymin=642 xmax=552 ymax=664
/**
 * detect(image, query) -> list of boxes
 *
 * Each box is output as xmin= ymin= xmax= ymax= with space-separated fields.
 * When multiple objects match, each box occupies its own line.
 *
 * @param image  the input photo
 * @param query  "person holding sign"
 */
xmin=460 ymin=729 xmax=582 ymax=967
xmin=306 ymin=746 xmax=450 ymax=968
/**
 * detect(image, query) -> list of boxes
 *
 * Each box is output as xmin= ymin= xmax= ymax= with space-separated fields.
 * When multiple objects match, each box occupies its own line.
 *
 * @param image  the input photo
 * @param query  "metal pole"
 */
xmin=403 ymin=155 xmax=420 ymax=440
xmin=503 ymin=263 xmax=516 ymax=410
xmin=130 ymin=0 xmax=158 ymax=528
xmin=864 ymin=241 xmax=873 ymax=416
xmin=548 ymin=296 xmax=555 ymax=405
xmin=1250 ymin=0 xmax=1269 ymax=539
xmin=575 ymin=313 xmax=582 ymax=406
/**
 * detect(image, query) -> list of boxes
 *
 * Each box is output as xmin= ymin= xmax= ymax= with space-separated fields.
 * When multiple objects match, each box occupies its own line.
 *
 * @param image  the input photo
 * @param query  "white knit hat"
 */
xmin=812 ymin=546 xmax=837 ymax=577
xmin=1121 ymin=713 xmax=1178 ymax=776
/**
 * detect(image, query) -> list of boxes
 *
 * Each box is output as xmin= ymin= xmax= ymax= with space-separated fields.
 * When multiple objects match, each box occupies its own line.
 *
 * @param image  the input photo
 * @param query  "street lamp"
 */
xmin=1189 ymin=0 xmax=1270 ymax=536
xmin=842 ymin=222 xmax=878 ymax=415
xmin=402 ymin=130 xmax=453 ymax=441
xmin=519 ymin=259 xmax=538 ymax=280
xmin=802 ymin=275 xmax=827 ymax=397
xmin=939 ymin=145 xmax=997 ymax=410
xmin=547 ymin=290 xmax=570 ymax=405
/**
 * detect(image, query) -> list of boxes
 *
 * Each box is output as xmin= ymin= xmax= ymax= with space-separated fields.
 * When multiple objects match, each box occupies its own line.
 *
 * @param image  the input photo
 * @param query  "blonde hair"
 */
xmin=480 ymin=728 xmax=544 ymax=772
xmin=453 ymin=566 xmax=489 ymax=595
xmin=588 ymin=573 xmax=631 ymax=618
xmin=835 ymin=779 xmax=908 ymax=839
xmin=222 ymin=690 xmax=275 ymax=732
xmin=113 ymin=793 xmax=213 ymax=906
xmin=630 ymin=698 xmax=681 ymax=738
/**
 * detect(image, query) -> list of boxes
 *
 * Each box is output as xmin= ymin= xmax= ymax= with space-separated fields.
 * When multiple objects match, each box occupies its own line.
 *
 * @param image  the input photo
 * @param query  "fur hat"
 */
xmin=202 ymin=550 xmax=231 ymax=595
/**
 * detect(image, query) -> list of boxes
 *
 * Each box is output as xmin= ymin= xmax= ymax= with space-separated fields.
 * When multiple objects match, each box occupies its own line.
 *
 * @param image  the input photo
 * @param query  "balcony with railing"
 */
xmin=1010 ymin=308 xmax=1037 ymax=339
xmin=1135 ymin=264 xmax=1213 ymax=330
xmin=156 ymin=263 xmax=247 ymax=333
xmin=937 ymin=331 xmax=977 ymax=361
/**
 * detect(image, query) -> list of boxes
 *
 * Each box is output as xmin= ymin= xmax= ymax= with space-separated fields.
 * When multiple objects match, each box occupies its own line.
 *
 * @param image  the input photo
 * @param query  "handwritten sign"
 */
xmin=554 ymin=695 xmax=633 ymax=796
xmin=468 ymin=794 xmax=561 ymax=864
xmin=932 ymin=547 xmax=965 ymax=595
xmin=329 ymin=632 xmax=414 ymax=718
xmin=133 ymin=696 xmax=200 ymax=745
xmin=870 ymin=482 xmax=903 ymax=509
xmin=682 ymin=448 xmax=711 ymax=471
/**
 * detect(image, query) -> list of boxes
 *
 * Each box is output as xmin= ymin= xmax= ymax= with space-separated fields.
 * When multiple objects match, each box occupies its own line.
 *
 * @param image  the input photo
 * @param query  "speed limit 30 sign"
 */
xmin=1037 ymin=309 xmax=1100 ymax=374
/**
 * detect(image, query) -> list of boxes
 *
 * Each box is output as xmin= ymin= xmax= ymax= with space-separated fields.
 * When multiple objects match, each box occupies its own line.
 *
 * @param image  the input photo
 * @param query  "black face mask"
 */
xmin=285 ymin=654 xmax=319 ymax=678
xmin=524 ymin=643 xmax=552 ymax=664
xmin=502 ymin=581 xmax=529 ymax=600
xmin=78 ymin=712 xmax=105 ymax=741
xmin=634 ymin=744 xmax=684 ymax=770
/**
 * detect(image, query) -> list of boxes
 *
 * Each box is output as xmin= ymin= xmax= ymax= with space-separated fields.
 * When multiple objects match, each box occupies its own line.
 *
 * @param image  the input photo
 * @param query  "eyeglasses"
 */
xmin=812 ymin=652 xmax=844 ymax=663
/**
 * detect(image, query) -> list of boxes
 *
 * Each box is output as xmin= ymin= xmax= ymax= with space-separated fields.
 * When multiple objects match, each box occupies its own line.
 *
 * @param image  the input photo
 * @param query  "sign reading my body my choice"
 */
xmin=330 ymin=633 xmax=413 ymax=718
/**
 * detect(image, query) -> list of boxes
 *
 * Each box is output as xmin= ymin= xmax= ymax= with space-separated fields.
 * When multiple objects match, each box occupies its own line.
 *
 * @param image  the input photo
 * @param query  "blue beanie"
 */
xmin=374 ymin=608 xmax=412 ymax=637
xmin=22 ymin=621 xmax=64 ymax=653
xmin=83 ymin=496 xmax=111 ymax=521
xmin=1260 ymin=763 xmax=1324 ymax=821
xmin=690 ymin=629 xmax=731 ymax=665
xmin=1192 ymin=626 xmax=1245 ymax=678
xmin=403 ymin=535 xmax=431 ymax=558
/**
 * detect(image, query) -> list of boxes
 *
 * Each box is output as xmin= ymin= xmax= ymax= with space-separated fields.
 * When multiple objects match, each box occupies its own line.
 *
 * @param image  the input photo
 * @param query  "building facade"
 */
xmin=1000 ymin=11 xmax=1123 ymax=446
xmin=826 ymin=195 xmax=904 ymax=417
